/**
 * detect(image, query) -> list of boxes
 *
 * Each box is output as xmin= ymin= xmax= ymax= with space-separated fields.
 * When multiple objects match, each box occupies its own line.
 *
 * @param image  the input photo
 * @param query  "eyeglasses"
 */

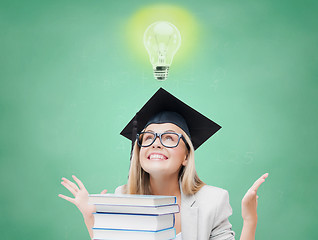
xmin=137 ymin=131 xmax=190 ymax=149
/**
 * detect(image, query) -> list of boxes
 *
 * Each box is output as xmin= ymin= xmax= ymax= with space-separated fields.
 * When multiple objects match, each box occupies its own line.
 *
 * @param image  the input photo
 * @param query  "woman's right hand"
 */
xmin=58 ymin=175 xmax=107 ymax=239
xmin=58 ymin=175 xmax=107 ymax=218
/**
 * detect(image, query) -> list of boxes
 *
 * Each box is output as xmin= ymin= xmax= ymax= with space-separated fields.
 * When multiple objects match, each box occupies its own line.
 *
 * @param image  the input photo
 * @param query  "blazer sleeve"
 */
xmin=210 ymin=190 xmax=235 ymax=240
xmin=114 ymin=185 xmax=125 ymax=194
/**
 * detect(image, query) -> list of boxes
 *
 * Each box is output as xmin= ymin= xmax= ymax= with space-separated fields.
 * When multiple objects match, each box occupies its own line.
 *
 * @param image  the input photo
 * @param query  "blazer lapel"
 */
xmin=180 ymin=186 xmax=198 ymax=240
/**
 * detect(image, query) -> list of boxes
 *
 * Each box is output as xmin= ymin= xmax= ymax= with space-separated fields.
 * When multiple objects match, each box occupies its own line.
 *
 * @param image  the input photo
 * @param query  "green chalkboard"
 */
xmin=1 ymin=0 xmax=317 ymax=239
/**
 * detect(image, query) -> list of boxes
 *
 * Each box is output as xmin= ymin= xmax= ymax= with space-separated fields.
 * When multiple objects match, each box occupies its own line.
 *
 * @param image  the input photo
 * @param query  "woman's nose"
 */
xmin=152 ymin=136 xmax=162 ymax=148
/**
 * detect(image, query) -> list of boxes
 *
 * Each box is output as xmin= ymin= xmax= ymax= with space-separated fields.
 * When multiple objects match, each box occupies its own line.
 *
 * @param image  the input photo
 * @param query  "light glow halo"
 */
xmin=125 ymin=4 xmax=200 ymax=68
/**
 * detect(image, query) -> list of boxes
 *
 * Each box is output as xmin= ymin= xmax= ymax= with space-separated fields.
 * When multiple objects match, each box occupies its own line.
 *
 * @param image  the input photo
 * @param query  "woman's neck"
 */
xmin=149 ymin=175 xmax=181 ymax=197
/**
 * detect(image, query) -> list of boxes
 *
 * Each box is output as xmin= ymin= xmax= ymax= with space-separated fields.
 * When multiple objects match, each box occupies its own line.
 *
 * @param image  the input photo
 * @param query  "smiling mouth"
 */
xmin=148 ymin=154 xmax=168 ymax=160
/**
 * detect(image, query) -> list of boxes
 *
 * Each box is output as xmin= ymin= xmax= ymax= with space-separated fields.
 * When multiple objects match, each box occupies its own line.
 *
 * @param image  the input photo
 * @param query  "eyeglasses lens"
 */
xmin=138 ymin=132 xmax=180 ymax=147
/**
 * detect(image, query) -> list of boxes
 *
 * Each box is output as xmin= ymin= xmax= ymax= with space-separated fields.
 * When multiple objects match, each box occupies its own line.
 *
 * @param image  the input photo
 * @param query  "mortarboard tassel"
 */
xmin=130 ymin=113 xmax=138 ymax=161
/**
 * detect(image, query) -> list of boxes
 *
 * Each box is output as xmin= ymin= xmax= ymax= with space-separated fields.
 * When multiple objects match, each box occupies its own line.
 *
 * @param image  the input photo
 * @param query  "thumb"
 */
xmin=100 ymin=189 xmax=108 ymax=194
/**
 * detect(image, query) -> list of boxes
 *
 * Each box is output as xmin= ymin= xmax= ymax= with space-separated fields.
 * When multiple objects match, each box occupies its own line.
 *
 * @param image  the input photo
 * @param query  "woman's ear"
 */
xmin=182 ymin=153 xmax=188 ymax=166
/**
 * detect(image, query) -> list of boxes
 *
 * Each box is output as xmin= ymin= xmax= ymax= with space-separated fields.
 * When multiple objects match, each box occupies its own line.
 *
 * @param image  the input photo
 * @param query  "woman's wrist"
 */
xmin=242 ymin=213 xmax=257 ymax=224
xmin=242 ymin=219 xmax=257 ymax=229
xmin=83 ymin=212 xmax=94 ymax=223
xmin=81 ymin=204 xmax=96 ymax=220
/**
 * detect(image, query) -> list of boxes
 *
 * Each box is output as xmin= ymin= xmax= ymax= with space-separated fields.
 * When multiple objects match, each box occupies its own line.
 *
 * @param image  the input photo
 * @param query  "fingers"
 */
xmin=61 ymin=181 xmax=77 ymax=196
xmin=250 ymin=173 xmax=269 ymax=192
xmin=58 ymin=194 xmax=75 ymax=204
xmin=261 ymin=173 xmax=269 ymax=180
xmin=100 ymin=189 xmax=108 ymax=194
xmin=72 ymin=175 xmax=86 ymax=190
xmin=62 ymin=177 xmax=80 ymax=192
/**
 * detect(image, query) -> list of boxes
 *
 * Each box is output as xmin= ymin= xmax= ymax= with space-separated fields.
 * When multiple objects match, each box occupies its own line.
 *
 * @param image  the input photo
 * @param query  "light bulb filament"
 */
xmin=143 ymin=21 xmax=181 ymax=81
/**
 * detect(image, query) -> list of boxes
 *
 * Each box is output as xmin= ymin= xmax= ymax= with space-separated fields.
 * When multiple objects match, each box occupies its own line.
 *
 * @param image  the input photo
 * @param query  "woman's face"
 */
xmin=139 ymin=123 xmax=188 ymax=179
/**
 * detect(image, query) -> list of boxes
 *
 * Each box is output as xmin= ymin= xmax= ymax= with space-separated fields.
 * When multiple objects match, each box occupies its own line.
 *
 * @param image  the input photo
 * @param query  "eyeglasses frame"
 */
xmin=136 ymin=131 xmax=190 ymax=150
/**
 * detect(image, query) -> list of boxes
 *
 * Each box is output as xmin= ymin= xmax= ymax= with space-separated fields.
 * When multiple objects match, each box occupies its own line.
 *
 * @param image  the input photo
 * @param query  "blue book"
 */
xmin=92 ymin=227 xmax=176 ymax=240
xmin=93 ymin=212 xmax=175 ymax=231
xmin=94 ymin=203 xmax=179 ymax=215
xmin=88 ymin=193 xmax=177 ymax=206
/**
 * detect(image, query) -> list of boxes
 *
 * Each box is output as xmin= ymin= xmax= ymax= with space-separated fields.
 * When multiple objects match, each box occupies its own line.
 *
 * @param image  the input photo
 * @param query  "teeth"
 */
xmin=150 ymin=154 xmax=165 ymax=160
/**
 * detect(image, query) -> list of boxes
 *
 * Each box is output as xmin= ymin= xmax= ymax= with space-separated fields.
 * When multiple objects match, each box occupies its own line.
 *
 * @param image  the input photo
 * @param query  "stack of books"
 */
xmin=88 ymin=193 xmax=179 ymax=240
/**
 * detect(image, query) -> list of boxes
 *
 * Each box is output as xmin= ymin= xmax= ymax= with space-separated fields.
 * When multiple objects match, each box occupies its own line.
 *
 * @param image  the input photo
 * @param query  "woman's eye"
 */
xmin=164 ymin=135 xmax=175 ymax=141
xmin=144 ymin=134 xmax=154 ymax=141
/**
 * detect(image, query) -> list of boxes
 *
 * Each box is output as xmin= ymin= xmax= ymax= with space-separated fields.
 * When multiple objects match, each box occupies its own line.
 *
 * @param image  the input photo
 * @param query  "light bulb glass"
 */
xmin=143 ymin=21 xmax=181 ymax=80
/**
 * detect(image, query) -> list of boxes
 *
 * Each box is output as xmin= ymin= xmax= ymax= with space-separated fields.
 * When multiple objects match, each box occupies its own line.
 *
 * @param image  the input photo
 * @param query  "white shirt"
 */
xmin=175 ymin=232 xmax=182 ymax=240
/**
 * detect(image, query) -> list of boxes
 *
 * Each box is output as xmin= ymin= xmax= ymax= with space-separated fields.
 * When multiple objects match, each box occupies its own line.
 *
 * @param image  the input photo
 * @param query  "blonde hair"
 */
xmin=124 ymin=129 xmax=205 ymax=196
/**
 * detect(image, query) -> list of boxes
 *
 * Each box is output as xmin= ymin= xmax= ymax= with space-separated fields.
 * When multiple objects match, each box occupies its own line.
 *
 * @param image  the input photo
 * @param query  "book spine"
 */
xmin=93 ymin=212 xmax=174 ymax=231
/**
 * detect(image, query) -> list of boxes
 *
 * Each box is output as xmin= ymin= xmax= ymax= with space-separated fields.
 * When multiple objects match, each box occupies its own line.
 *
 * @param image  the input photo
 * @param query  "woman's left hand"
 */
xmin=241 ymin=173 xmax=268 ymax=223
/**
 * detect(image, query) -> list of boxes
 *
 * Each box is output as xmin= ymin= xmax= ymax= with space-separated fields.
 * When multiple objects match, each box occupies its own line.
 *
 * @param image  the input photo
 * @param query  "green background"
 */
xmin=1 ymin=0 xmax=317 ymax=239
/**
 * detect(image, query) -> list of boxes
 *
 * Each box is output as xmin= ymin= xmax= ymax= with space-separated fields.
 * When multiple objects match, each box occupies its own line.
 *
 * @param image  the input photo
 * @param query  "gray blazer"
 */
xmin=115 ymin=184 xmax=235 ymax=240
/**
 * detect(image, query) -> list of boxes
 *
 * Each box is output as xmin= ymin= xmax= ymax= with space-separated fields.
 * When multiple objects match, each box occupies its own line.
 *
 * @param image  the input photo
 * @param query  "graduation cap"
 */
xmin=120 ymin=88 xmax=221 ymax=150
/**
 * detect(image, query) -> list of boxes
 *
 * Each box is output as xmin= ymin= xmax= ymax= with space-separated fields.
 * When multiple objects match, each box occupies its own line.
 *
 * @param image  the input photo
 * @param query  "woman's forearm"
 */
xmin=83 ymin=214 xmax=94 ymax=239
xmin=239 ymin=220 xmax=257 ymax=240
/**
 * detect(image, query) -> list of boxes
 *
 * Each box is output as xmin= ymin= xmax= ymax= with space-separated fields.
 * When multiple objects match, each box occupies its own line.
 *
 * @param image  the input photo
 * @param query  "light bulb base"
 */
xmin=153 ymin=66 xmax=169 ymax=81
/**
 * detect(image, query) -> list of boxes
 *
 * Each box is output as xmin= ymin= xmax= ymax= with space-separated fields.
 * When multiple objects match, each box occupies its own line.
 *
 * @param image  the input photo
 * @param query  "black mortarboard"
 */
xmin=120 ymin=88 xmax=221 ymax=150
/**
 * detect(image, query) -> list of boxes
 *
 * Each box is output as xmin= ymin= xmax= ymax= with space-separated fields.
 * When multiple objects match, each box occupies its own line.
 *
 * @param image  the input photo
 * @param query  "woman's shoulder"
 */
xmin=190 ymin=184 xmax=232 ymax=221
xmin=114 ymin=184 xmax=127 ymax=194
xmin=194 ymin=184 xmax=230 ymax=204
xmin=197 ymin=184 xmax=229 ymax=196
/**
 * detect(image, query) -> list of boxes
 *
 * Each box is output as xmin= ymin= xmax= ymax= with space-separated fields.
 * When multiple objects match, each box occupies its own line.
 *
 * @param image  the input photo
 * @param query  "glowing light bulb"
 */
xmin=143 ymin=21 xmax=181 ymax=81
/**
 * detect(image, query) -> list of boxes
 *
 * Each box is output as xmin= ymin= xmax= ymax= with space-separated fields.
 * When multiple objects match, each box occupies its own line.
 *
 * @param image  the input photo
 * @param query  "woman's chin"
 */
xmin=142 ymin=164 xmax=169 ymax=175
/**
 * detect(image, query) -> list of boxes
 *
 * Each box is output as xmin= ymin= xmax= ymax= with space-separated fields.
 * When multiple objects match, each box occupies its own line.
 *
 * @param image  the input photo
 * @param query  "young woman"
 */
xmin=59 ymin=88 xmax=268 ymax=240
